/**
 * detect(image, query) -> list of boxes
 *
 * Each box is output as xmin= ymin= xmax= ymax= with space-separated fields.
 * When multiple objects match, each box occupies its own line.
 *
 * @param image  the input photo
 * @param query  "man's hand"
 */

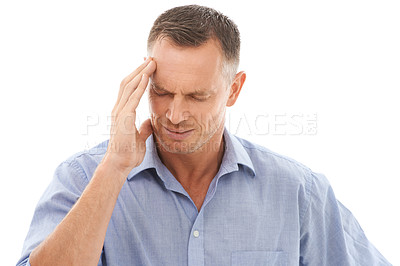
xmin=103 ymin=58 xmax=156 ymax=177
xmin=29 ymin=58 xmax=157 ymax=266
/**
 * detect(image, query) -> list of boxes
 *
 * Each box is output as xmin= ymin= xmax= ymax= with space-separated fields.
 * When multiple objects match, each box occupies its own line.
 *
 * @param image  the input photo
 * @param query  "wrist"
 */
xmin=98 ymin=154 xmax=131 ymax=184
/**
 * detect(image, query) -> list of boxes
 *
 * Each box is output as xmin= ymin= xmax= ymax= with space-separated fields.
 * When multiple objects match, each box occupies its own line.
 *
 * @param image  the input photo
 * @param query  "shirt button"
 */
xmin=193 ymin=230 xmax=200 ymax=238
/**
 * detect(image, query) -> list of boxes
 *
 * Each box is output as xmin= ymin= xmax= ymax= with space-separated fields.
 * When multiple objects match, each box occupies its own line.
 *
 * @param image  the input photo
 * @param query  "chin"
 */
xmin=156 ymin=136 xmax=201 ymax=154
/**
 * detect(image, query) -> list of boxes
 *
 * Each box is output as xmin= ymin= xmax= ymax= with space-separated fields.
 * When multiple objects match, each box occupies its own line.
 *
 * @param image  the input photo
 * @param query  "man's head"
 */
xmin=146 ymin=5 xmax=246 ymax=154
xmin=147 ymin=5 xmax=240 ymax=83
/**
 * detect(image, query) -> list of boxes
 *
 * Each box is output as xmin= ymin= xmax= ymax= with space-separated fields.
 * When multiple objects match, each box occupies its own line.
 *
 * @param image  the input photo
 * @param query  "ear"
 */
xmin=226 ymin=71 xmax=246 ymax=107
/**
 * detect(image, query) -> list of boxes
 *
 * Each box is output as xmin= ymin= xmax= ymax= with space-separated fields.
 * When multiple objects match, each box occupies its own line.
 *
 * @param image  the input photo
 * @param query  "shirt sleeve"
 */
xmin=299 ymin=172 xmax=392 ymax=265
xmin=15 ymin=159 xmax=103 ymax=266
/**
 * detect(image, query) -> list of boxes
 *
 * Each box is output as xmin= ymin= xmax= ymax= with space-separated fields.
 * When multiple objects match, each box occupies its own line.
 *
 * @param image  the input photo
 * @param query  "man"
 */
xmin=17 ymin=5 xmax=390 ymax=266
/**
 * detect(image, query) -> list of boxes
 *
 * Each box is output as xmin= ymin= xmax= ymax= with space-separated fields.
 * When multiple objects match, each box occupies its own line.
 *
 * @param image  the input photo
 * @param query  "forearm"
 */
xmin=26 ymin=59 xmax=155 ymax=266
xmin=29 ymin=159 xmax=127 ymax=266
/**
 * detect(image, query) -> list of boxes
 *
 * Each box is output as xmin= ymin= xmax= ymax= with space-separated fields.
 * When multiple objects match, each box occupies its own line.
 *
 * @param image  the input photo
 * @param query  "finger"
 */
xmin=124 ymin=60 xmax=156 ymax=95
xmin=138 ymin=118 xmax=153 ymax=143
xmin=116 ymin=57 xmax=152 ymax=104
xmin=123 ymin=73 xmax=149 ymax=113
xmin=116 ymin=61 xmax=156 ymax=114
xmin=120 ymin=57 xmax=151 ymax=90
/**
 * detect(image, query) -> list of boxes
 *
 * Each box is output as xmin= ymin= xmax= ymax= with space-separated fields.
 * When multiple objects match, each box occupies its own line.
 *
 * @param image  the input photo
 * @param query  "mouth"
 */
xmin=163 ymin=126 xmax=194 ymax=140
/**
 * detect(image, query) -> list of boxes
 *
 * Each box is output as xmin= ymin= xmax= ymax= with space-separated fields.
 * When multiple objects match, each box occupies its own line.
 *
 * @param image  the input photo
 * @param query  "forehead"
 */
xmin=150 ymin=38 xmax=224 ymax=90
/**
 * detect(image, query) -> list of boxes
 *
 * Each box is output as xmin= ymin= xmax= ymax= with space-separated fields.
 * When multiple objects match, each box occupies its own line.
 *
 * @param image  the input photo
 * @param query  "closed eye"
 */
xmin=151 ymin=85 xmax=170 ymax=97
xmin=150 ymin=83 xmax=210 ymax=101
xmin=154 ymin=90 xmax=169 ymax=96
xmin=189 ymin=95 xmax=208 ymax=102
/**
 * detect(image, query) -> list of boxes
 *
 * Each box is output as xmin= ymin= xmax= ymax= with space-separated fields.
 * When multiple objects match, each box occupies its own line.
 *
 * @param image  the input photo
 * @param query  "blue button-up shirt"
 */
xmin=17 ymin=129 xmax=391 ymax=265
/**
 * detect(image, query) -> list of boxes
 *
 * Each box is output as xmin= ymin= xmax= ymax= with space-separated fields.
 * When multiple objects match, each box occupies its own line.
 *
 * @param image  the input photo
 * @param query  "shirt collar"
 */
xmin=126 ymin=134 xmax=165 ymax=181
xmin=127 ymin=127 xmax=255 ymax=181
xmin=220 ymin=128 xmax=256 ymax=177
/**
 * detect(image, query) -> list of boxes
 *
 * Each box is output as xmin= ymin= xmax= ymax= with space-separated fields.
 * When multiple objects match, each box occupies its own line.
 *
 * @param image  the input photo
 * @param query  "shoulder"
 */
xmin=55 ymin=140 xmax=108 ymax=182
xmin=234 ymin=135 xmax=315 ymax=184
xmin=65 ymin=139 xmax=108 ymax=164
xmin=232 ymin=135 xmax=332 ymax=212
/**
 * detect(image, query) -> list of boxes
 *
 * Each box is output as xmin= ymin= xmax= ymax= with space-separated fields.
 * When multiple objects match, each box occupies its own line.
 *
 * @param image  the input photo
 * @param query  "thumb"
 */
xmin=138 ymin=118 xmax=153 ymax=142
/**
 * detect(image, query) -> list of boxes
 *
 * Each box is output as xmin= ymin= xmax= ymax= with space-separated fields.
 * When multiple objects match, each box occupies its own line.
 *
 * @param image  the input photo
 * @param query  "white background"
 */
xmin=1 ymin=0 xmax=399 ymax=265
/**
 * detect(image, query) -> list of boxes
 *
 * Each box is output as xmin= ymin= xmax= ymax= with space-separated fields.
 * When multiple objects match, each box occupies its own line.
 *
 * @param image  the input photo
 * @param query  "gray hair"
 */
xmin=147 ymin=5 xmax=241 ymax=83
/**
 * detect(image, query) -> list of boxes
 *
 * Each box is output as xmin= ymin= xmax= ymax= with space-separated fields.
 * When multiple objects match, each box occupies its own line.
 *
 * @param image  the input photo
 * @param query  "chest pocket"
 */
xmin=231 ymin=251 xmax=288 ymax=266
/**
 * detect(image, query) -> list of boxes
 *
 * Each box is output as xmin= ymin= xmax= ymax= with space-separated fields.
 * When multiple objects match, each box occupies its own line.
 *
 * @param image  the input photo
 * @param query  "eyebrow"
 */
xmin=150 ymin=81 xmax=212 ymax=96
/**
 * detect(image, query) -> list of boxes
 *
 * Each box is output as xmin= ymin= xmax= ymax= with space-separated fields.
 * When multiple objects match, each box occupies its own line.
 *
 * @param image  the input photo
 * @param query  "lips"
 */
xmin=163 ymin=126 xmax=194 ymax=140
xmin=166 ymin=128 xmax=191 ymax=133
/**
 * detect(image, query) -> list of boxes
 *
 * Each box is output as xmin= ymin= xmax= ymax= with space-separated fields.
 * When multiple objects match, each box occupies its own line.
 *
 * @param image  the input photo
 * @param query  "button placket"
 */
xmin=187 ymin=212 xmax=204 ymax=266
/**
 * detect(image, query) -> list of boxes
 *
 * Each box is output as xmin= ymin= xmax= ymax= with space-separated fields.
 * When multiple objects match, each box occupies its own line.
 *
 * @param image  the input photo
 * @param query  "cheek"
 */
xmin=208 ymin=94 xmax=227 ymax=113
xmin=193 ymin=100 xmax=226 ymax=126
xmin=148 ymin=95 xmax=165 ymax=115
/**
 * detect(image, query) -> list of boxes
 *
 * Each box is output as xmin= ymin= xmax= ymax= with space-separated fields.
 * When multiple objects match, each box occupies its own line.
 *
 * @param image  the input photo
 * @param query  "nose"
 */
xmin=166 ymin=97 xmax=189 ymax=125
